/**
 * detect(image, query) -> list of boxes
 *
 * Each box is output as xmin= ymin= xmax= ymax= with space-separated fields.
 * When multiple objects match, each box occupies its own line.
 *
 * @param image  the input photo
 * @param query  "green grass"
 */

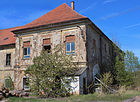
xmin=6 ymin=90 xmax=140 ymax=102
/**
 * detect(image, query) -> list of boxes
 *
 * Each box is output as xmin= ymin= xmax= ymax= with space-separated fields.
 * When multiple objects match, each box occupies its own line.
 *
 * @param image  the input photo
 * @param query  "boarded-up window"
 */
xmin=93 ymin=39 xmax=96 ymax=48
xmin=66 ymin=35 xmax=75 ymax=42
xmin=5 ymin=78 xmax=10 ymax=88
xmin=105 ymin=44 xmax=107 ymax=53
xmin=109 ymin=45 xmax=111 ymax=55
xmin=92 ymin=39 xmax=96 ymax=56
xmin=43 ymin=38 xmax=51 ymax=45
xmin=23 ymin=41 xmax=30 ymax=48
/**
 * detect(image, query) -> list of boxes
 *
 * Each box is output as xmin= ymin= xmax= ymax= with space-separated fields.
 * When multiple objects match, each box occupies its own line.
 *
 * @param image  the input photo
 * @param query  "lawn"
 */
xmin=6 ymin=90 xmax=140 ymax=102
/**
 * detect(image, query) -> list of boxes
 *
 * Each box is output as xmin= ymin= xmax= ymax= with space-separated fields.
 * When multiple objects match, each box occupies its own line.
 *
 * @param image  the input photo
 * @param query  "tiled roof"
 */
xmin=0 ymin=3 xmax=87 ymax=46
xmin=0 ymin=26 xmax=23 ymax=46
xmin=23 ymin=3 xmax=87 ymax=29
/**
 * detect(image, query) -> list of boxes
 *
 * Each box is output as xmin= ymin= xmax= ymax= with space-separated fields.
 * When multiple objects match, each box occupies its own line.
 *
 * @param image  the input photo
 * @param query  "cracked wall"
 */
xmin=14 ymin=24 xmax=87 ymax=90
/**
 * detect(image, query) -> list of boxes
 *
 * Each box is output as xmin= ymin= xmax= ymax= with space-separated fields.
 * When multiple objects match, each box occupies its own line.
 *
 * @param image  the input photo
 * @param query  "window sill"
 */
xmin=66 ymin=53 xmax=76 ymax=56
xmin=22 ymin=58 xmax=31 ymax=60
xmin=66 ymin=51 xmax=75 ymax=54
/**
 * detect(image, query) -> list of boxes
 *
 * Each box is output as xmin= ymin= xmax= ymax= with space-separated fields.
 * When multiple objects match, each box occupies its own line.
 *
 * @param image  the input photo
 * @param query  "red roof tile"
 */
xmin=0 ymin=3 xmax=87 ymax=46
xmin=24 ymin=3 xmax=87 ymax=28
xmin=0 ymin=26 xmax=23 ymax=46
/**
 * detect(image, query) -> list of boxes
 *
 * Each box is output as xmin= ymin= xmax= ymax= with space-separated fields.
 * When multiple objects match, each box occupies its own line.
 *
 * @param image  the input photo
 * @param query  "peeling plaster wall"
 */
xmin=0 ymin=20 xmax=117 ymax=93
xmin=0 ymin=22 xmax=115 ymax=92
xmin=0 ymin=47 xmax=15 ymax=89
xmin=14 ymin=24 xmax=87 ymax=90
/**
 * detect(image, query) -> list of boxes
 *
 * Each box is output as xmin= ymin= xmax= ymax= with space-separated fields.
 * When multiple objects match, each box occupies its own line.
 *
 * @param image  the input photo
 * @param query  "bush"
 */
xmin=100 ymin=72 xmax=113 ymax=93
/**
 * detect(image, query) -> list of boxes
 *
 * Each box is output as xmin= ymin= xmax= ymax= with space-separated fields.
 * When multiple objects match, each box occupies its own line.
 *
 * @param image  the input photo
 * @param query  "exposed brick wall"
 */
xmin=66 ymin=35 xmax=75 ymax=42
xmin=43 ymin=38 xmax=51 ymax=45
xmin=23 ymin=41 xmax=30 ymax=47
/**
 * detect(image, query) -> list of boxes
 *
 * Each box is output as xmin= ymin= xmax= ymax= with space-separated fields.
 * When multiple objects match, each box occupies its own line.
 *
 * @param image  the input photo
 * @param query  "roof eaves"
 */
xmin=12 ymin=17 xmax=88 ymax=34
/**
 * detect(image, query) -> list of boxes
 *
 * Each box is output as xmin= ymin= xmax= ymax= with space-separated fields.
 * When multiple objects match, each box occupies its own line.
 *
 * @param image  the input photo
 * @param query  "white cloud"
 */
xmin=125 ymin=23 xmax=140 ymax=29
xmin=96 ymin=7 xmax=140 ymax=21
xmin=79 ymin=2 xmax=97 ymax=13
xmin=103 ymin=0 xmax=117 ymax=4
xmin=99 ymin=13 xmax=119 ymax=20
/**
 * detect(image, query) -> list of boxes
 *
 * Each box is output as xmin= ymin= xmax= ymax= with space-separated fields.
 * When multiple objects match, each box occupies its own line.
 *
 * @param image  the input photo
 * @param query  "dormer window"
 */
xmin=23 ymin=41 xmax=30 ymax=59
xmin=4 ymin=37 xmax=8 ymax=40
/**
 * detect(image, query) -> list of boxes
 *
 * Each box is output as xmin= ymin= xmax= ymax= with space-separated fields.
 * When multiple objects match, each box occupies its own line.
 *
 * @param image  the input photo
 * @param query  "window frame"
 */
xmin=6 ymin=53 xmax=11 ymax=66
xmin=23 ymin=47 xmax=30 ymax=59
xmin=23 ymin=77 xmax=30 ymax=90
xmin=66 ymin=42 xmax=75 ymax=55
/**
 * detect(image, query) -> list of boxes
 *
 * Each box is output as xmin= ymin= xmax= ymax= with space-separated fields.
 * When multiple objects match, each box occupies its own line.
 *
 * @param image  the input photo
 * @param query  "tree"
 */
xmin=25 ymin=45 xmax=77 ymax=97
xmin=115 ymin=56 xmax=134 ymax=86
xmin=125 ymin=50 xmax=140 ymax=73
xmin=111 ymin=39 xmax=140 ymax=87
xmin=112 ymin=41 xmax=135 ymax=87
xmin=124 ymin=50 xmax=140 ymax=87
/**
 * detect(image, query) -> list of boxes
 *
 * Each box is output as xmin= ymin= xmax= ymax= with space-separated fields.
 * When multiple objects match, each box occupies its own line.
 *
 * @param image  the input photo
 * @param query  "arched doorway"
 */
xmin=93 ymin=64 xmax=100 ymax=81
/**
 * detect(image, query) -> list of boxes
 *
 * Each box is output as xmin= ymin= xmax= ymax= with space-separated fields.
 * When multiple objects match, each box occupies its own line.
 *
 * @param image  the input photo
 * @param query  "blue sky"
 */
xmin=0 ymin=0 xmax=140 ymax=58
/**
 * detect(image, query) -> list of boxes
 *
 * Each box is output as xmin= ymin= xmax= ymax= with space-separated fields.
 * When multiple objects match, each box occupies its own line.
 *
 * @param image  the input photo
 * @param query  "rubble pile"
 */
xmin=0 ymin=88 xmax=29 ymax=100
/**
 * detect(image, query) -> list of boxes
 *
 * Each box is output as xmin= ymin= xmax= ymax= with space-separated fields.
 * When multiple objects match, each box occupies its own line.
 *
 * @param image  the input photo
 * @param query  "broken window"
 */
xmin=43 ymin=45 xmax=51 ymax=53
xmin=23 ymin=78 xmax=30 ymax=90
xmin=43 ymin=38 xmax=51 ymax=53
xmin=66 ymin=35 xmax=75 ymax=55
xmin=6 ymin=53 xmax=11 ymax=66
xmin=23 ymin=41 xmax=30 ymax=59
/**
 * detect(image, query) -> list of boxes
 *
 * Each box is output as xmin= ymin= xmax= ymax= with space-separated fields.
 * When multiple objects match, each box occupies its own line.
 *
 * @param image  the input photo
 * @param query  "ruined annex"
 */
xmin=0 ymin=2 xmax=117 ymax=94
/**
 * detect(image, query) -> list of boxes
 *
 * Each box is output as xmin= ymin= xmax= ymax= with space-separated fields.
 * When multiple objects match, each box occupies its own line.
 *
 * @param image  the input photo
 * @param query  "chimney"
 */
xmin=71 ymin=1 xmax=75 ymax=10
